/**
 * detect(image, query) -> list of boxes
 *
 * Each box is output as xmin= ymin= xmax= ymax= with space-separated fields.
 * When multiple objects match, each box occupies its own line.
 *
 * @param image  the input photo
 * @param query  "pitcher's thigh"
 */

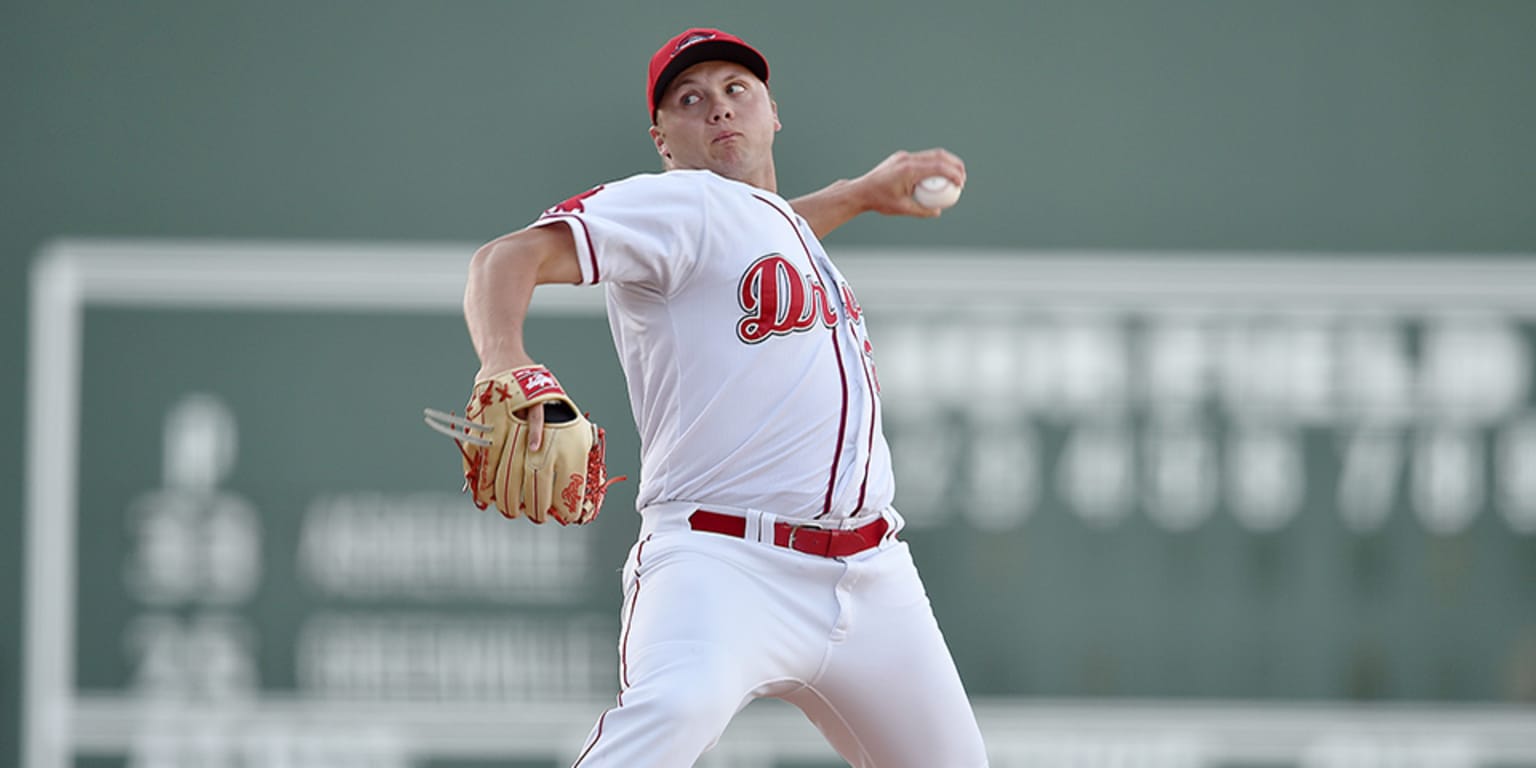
xmin=789 ymin=628 xmax=987 ymax=766
xmin=573 ymin=648 xmax=755 ymax=767
xmin=576 ymin=546 xmax=764 ymax=766
xmin=787 ymin=553 xmax=987 ymax=766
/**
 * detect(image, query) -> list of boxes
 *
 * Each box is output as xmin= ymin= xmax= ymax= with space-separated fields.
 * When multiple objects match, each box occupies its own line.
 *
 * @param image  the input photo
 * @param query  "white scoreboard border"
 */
xmin=25 ymin=238 xmax=1536 ymax=768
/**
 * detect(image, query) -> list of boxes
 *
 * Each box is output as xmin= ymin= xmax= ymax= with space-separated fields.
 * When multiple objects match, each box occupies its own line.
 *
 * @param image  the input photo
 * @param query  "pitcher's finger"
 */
xmin=526 ymin=403 xmax=545 ymax=452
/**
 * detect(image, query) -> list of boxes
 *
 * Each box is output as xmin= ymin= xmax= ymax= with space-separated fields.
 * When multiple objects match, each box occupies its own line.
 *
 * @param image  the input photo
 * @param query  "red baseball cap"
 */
xmin=647 ymin=27 xmax=770 ymax=122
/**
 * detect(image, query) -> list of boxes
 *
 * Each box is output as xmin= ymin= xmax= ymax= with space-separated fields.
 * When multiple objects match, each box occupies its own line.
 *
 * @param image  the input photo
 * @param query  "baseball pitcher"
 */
xmin=429 ymin=27 xmax=986 ymax=767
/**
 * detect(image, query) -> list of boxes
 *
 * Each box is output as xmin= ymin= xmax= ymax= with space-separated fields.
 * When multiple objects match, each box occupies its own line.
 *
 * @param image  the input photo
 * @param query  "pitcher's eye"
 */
xmin=679 ymin=93 xmax=701 ymax=107
xmin=726 ymin=82 xmax=746 ymax=95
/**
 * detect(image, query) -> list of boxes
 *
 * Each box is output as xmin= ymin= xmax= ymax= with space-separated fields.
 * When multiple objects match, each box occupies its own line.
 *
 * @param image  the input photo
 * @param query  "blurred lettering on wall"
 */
xmin=23 ymin=241 xmax=1536 ymax=768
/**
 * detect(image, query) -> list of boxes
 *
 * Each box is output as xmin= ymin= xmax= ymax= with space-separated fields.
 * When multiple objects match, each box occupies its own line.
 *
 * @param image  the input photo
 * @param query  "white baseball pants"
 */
xmin=570 ymin=520 xmax=989 ymax=767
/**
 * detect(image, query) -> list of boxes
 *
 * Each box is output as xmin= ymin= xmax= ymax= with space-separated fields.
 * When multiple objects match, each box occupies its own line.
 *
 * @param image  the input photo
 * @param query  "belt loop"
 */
xmin=755 ymin=511 xmax=778 ymax=544
xmin=882 ymin=507 xmax=903 ymax=541
xmin=739 ymin=508 xmax=757 ymax=543
xmin=739 ymin=508 xmax=764 ymax=544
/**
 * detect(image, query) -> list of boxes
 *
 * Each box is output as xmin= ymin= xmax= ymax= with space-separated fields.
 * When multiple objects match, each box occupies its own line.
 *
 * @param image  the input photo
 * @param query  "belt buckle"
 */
xmin=785 ymin=522 xmax=823 ymax=552
xmin=786 ymin=524 xmax=806 ymax=550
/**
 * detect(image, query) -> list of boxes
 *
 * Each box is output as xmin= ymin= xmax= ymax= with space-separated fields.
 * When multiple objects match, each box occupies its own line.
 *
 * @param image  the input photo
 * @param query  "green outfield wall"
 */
xmin=6 ymin=2 xmax=1536 ymax=766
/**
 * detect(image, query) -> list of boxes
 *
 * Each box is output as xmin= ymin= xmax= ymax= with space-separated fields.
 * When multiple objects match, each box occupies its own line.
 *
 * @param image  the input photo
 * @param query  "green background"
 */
xmin=7 ymin=1 xmax=1536 ymax=766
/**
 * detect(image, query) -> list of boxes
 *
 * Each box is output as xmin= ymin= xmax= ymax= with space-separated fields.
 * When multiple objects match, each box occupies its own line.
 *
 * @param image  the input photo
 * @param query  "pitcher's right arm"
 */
xmin=463 ymin=221 xmax=583 ymax=448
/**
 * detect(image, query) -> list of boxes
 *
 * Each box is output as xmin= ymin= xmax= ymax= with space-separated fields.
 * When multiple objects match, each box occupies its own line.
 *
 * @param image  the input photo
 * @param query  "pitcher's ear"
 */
xmin=650 ymin=125 xmax=671 ymax=160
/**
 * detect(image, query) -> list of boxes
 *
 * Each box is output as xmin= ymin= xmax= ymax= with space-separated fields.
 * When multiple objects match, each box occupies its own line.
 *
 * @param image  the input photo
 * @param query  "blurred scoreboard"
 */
xmin=25 ymin=241 xmax=1536 ymax=768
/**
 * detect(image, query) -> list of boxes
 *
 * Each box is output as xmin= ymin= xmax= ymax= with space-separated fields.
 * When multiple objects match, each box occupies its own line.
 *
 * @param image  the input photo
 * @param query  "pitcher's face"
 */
xmin=651 ymin=60 xmax=780 ymax=188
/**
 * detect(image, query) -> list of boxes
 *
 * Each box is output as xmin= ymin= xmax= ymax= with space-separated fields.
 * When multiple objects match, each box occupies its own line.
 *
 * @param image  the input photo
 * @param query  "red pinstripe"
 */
xmin=570 ymin=711 xmax=606 ymax=767
xmin=618 ymin=536 xmax=648 ymax=690
xmin=853 ymin=349 xmax=878 ymax=512
xmin=752 ymin=195 xmax=849 ymax=518
xmin=571 ymin=534 xmax=650 ymax=768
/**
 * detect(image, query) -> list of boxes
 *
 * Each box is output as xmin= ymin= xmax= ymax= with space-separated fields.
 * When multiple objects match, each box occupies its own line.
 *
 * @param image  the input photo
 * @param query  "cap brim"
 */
xmin=651 ymin=40 xmax=769 ymax=119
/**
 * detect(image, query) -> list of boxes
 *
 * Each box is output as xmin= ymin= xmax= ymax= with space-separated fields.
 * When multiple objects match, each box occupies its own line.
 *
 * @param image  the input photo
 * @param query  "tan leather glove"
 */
xmin=425 ymin=365 xmax=620 ymax=524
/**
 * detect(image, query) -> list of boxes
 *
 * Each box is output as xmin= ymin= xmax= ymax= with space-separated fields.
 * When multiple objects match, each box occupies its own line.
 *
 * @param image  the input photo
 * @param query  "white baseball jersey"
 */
xmin=515 ymin=169 xmax=988 ymax=767
xmin=529 ymin=169 xmax=895 ymax=525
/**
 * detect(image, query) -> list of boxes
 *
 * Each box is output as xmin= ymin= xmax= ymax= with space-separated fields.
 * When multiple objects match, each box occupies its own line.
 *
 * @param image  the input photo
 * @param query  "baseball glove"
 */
xmin=423 ymin=365 xmax=621 ymax=525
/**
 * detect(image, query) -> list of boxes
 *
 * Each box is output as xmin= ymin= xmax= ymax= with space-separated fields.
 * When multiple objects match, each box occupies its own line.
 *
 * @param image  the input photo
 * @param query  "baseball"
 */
xmin=913 ymin=175 xmax=962 ymax=209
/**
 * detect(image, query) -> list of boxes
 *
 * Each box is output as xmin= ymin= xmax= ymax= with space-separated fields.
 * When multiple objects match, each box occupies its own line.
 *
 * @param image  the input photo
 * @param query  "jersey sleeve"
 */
xmin=527 ymin=173 xmax=703 ymax=293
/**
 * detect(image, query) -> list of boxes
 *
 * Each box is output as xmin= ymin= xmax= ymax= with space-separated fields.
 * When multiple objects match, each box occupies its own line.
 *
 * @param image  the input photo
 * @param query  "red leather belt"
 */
xmin=688 ymin=510 xmax=890 ymax=558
